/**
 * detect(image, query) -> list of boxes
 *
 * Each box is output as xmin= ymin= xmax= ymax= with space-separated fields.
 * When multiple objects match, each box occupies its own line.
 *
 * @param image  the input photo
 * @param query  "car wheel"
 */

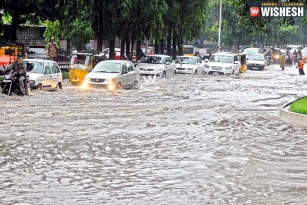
xmin=57 ymin=82 xmax=62 ymax=89
xmin=117 ymin=82 xmax=122 ymax=89
xmin=194 ymin=69 xmax=197 ymax=75
xmin=162 ymin=71 xmax=166 ymax=78
xmin=37 ymin=83 xmax=43 ymax=90
xmin=133 ymin=80 xmax=139 ymax=89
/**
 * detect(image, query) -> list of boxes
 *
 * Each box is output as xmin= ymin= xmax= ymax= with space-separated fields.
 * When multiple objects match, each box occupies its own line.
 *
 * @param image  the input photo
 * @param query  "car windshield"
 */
xmin=26 ymin=62 xmax=44 ymax=74
xmin=243 ymin=49 xmax=259 ymax=54
xmin=141 ymin=56 xmax=164 ymax=64
xmin=209 ymin=55 xmax=233 ymax=63
xmin=70 ymin=55 xmax=91 ymax=66
xmin=248 ymin=55 xmax=265 ymax=61
xmin=175 ymin=57 xmax=196 ymax=64
xmin=92 ymin=62 xmax=121 ymax=73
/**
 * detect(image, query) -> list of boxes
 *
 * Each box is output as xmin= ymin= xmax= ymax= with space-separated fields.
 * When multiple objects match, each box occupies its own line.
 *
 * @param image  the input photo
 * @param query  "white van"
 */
xmin=24 ymin=59 xmax=63 ymax=90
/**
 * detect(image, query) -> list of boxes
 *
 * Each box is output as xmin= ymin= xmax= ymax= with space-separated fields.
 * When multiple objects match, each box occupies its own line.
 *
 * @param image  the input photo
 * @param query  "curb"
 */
xmin=278 ymin=98 xmax=307 ymax=127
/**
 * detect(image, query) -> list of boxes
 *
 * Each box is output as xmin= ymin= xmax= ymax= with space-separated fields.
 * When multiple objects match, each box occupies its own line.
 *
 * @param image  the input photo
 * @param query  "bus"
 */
xmin=183 ymin=44 xmax=201 ymax=56
xmin=183 ymin=45 xmax=195 ymax=56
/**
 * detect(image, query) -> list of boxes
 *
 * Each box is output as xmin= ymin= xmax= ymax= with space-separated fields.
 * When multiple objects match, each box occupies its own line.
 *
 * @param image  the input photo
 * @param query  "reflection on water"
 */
xmin=1 ymin=67 xmax=307 ymax=204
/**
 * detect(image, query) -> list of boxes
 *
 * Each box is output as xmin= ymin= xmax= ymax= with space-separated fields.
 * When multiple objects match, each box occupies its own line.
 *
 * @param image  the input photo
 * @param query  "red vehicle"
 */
xmin=102 ymin=48 xmax=136 ymax=62
xmin=141 ymin=46 xmax=155 ymax=55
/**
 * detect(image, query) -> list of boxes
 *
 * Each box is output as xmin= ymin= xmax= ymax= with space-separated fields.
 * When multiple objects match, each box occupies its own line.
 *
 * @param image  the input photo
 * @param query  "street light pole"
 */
xmin=218 ymin=0 xmax=222 ymax=52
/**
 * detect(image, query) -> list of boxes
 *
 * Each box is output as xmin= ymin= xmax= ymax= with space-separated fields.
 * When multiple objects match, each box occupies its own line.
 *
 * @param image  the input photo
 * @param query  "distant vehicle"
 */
xmin=83 ymin=60 xmax=139 ymax=90
xmin=246 ymin=54 xmax=266 ymax=70
xmin=24 ymin=59 xmax=62 ymax=90
xmin=300 ymin=47 xmax=307 ymax=58
xmin=242 ymin=48 xmax=262 ymax=58
xmin=183 ymin=45 xmax=195 ymax=56
xmin=136 ymin=54 xmax=176 ymax=77
xmin=203 ymin=52 xmax=240 ymax=75
xmin=141 ymin=46 xmax=155 ymax=55
xmin=175 ymin=56 xmax=203 ymax=75
xmin=101 ymin=48 xmax=136 ymax=62
xmin=26 ymin=45 xmax=48 ymax=59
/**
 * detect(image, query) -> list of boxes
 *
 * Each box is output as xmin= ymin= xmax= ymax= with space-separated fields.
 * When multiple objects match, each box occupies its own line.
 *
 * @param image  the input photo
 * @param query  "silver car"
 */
xmin=136 ymin=54 xmax=176 ymax=77
xmin=83 ymin=60 xmax=139 ymax=90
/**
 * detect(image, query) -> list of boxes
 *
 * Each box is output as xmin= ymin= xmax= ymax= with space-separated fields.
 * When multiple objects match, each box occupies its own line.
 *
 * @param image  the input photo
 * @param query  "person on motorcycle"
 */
xmin=9 ymin=54 xmax=27 ymax=95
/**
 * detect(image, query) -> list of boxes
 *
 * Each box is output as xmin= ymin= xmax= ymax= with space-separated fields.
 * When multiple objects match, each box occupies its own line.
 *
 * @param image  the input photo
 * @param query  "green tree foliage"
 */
xmin=43 ymin=20 xmax=61 ymax=45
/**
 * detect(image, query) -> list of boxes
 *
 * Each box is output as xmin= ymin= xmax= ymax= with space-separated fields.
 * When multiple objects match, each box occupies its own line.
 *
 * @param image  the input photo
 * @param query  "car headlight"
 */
xmin=204 ymin=64 xmax=210 ymax=68
xmin=225 ymin=66 xmax=232 ymax=70
xmin=106 ymin=78 xmax=115 ymax=83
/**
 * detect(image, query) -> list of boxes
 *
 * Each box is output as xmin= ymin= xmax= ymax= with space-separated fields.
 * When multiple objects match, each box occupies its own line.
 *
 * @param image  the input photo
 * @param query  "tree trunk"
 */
xmin=120 ymin=39 xmax=125 ymax=60
xmin=130 ymin=38 xmax=135 ymax=61
xmin=10 ymin=13 xmax=19 ymax=42
xmin=172 ymin=30 xmax=177 ymax=59
xmin=109 ymin=38 xmax=115 ymax=60
xmin=167 ymin=27 xmax=172 ymax=56
xmin=160 ymin=38 xmax=164 ymax=54
xmin=136 ymin=40 xmax=142 ymax=61
xmin=154 ymin=39 xmax=160 ymax=54
xmin=125 ymin=36 xmax=130 ymax=60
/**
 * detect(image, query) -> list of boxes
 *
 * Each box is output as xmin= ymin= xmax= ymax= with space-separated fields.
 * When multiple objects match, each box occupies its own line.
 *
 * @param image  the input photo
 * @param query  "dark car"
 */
xmin=26 ymin=45 xmax=48 ymax=59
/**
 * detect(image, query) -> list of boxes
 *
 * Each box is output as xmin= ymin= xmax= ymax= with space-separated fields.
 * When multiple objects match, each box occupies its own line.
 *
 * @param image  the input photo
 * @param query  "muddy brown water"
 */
xmin=1 ymin=65 xmax=307 ymax=205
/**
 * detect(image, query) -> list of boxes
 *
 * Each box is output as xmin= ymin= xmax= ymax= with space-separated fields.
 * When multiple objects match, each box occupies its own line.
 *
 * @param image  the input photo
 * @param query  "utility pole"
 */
xmin=218 ymin=0 xmax=222 ymax=52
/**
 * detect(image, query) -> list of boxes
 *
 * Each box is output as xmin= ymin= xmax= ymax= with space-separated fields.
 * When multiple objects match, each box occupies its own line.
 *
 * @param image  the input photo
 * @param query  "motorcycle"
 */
xmin=1 ymin=67 xmax=30 ymax=96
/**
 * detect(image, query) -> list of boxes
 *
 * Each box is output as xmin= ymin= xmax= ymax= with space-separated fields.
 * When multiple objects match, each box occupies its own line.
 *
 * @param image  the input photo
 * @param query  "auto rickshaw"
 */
xmin=238 ymin=53 xmax=247 ymax=73
xmin=69 ymin=52 xmax=105 ymax=86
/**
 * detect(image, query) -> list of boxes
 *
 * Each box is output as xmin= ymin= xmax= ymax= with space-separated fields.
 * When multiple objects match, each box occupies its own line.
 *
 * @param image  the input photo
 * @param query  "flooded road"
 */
xmin=1 ymin=64 xmax=307 ymax=205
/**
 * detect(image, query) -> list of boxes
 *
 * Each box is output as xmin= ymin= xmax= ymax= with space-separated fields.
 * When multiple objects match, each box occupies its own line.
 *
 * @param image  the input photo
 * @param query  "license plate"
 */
xmin=2 ymin=79 xmax=11 ymax=82
xmin=252 ymin=67 xmax=259 ymax=69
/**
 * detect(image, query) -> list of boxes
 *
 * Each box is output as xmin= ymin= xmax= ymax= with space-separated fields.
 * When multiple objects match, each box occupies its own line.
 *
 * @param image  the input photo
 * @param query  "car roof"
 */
xmin=103 ymin=60 xmax=133 ymax=63
xmin=212 ymin=52 xmax=236 ymax=56
xmin=177 ymin=56 xmax=200 ymax=58
xmin=24 ymin=59 xmax=57 ymax=63
xmin=145 ymin=54 xmax=171 ymax=57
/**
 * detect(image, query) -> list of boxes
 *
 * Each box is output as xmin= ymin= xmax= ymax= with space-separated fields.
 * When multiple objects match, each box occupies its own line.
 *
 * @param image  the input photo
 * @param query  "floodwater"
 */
xmin=1 ymin=64 xmax=307 ymax=205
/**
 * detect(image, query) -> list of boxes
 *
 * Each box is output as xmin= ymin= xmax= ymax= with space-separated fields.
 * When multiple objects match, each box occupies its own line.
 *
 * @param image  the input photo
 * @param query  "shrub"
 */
xmin=289 ymin=97 xmax=307 ymax=114
xmin=62 ymin=71 xmax=69 ymax=79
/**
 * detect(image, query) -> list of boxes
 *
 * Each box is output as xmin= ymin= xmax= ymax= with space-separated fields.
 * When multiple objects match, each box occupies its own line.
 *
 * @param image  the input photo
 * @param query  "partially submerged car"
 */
xmin=136 ymin=54 xmax=176 ymax=77
xmin=247 ymin=54 xmax=266 ymax=70
xmin=25 ymin=59 xmax=63 ymax=90
xmin=175 ymin=56 xmax=203 ymax=74
xmin=203 ymin=52 xmax=240 ymax=75
xmin=82 ymin=60 xmax=139 ymax=90
xmin=26 ymin=45 xmax=48 ymax=59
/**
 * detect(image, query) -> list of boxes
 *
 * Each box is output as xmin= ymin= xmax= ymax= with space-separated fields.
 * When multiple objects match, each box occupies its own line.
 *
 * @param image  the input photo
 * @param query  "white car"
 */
xmin=203 ymin=52 xmax=240 ymax=75
xmin=175 ymin=56 xmax=203 ymax=74
xmin=247 ymin=54 xmax=266 ymax=70
xmin=25 ymin=59 xmax=63 ymax=90
xmin=242 ymin=47 xmax=262 ymax=59
xmin=136 ymin=54 xmax=176 ymax=77
xmin=83 ymin=60 xmax=139 ymax=90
